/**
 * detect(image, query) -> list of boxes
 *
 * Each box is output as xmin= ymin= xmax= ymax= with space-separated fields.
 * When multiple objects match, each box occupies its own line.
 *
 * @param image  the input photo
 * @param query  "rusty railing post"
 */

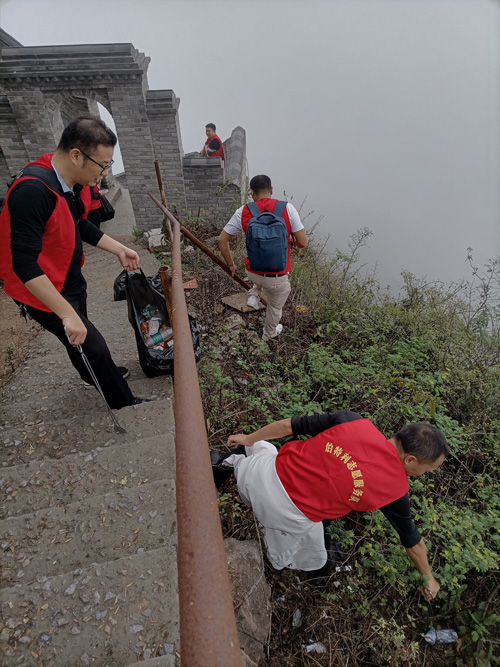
xmin=167 ymin=212 xmax=242 ymax=665
xmin=158 ymin=266 xmax=173 ymax=325
xmin=154 ymin=159 xmax=174 ymax=244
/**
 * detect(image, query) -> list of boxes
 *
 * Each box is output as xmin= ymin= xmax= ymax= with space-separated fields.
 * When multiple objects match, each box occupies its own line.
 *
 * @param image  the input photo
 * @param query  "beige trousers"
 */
xmin=247 ymin=272 xmax=291 ymax=338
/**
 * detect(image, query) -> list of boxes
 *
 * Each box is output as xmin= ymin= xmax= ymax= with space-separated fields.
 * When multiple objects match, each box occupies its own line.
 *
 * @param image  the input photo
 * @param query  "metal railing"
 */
xmin=148 ymin=191 xmax=242 ymax=666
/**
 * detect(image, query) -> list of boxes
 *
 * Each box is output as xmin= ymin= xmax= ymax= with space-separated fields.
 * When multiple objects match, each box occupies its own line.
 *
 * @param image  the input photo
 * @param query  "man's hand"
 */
xmin=62 ymin=314 xmax=87 ymax=346
xmin=227 ymin=433 xmax=254 ymax=448
xmin=421 ymin=574 xmax=440 ymax=601
xmin=228 ymin=263 xmax=236 ymax=277
xmin=405 ymin=539 xmax=441 ymax=599
xmin=96 ymin=235 xmax=140 ymax=270
xmin=117 ymin=247 xmax=140 ymax=271
xmin=227 ymin=419 xmax=293 ymax=449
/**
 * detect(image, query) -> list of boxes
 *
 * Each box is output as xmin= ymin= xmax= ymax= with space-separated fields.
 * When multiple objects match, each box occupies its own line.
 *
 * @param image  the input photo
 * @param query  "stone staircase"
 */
xmin=0 ymin=206 xmax=179 ymax=665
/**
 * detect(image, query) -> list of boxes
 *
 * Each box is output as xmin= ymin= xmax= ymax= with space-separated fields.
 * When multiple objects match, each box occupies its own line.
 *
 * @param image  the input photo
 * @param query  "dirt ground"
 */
xmin=0 ymin=285 xmax=40 ymax=388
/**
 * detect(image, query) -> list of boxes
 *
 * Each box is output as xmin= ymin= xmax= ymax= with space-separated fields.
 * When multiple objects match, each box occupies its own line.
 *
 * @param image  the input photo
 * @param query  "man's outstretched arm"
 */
xmin=405 ymin=539 xmax=440 ymax=600
xmin=227 ymin=418 xmax=293 ymax=447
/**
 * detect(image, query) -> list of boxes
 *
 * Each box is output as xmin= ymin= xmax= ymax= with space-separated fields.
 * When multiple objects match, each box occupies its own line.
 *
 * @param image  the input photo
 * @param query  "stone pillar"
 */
xmin=146 ymin=89 xmax=187 ymax=217
xmin=0 ymin=95 xmax=28 ymax=183
xmin=107 ymin=81 xmax=159 ymax=230
xmin=0 ymin=148 xmax=10 ymax=195
xmin=7 ymin=87 xmax=56 ymax=160
xmin=223 ymin=126 xmax=248 ymax=206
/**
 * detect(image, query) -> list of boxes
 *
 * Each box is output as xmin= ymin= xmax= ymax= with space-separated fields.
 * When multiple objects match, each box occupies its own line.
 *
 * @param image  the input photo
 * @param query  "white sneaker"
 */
xmin=262 ymin=323 xmax=283 ymax=342
xmin=246 ymin=294 xmax=260 ymax=310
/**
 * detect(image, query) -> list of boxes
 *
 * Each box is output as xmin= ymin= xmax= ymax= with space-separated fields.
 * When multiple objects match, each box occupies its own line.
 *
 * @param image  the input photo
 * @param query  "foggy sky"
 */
xmin=1 ymin=0 xmax=498 ymax=290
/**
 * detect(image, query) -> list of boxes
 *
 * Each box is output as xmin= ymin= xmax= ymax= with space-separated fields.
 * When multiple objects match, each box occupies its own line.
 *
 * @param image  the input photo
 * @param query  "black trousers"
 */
xmin=26 ymin=293 xmax=135 ymax=409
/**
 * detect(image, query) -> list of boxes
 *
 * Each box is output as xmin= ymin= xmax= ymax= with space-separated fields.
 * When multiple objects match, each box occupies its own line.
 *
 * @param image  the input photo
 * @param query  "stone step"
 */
xmin=1 ymin=395 xmax=174 ymax=469
xmin=1 ymin=431 xmax=175 ymax=519
xmin=10 ymin=327 xmax=179 ymax=377
xmin=2 ymin=478 xmax=176 ymax=589
xmin=129 ymin=659 xmax=176 ymax=667
xmin=0 ymin=547 xmax=179 ymax=667
xmin=4 ymin=363 xmax=170 ymax=400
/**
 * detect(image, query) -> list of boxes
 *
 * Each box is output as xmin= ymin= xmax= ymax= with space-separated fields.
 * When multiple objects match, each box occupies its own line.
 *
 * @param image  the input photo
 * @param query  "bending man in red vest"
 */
xmin=218 ymin=174 xmax=308 ymax=340
xmin=200 ymin=123 xmax=225 ymax=160
xmin=218 ymin=411 xmax=448 ymax=599
xmin=0 ymin=116 xmax=147 ymax=409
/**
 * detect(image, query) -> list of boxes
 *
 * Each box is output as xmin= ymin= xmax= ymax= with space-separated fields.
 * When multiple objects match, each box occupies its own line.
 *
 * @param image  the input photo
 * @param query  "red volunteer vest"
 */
xmin=0 ymin=153 xmax=90 ymax=312
xmin=206 ymin=134 xmax=225 ymax=159
xmin=81 ymin=185 xmax=102 ymax=211
xmin=275 ymin=419 xmax=409 ymax=522
xmin=241 ymin=198 xmax=293 ymax=275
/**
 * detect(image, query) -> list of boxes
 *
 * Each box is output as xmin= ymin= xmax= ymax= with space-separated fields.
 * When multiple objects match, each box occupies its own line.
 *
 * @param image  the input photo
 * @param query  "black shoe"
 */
xmin=305 ymin=522 xmax=343 ymax=583
xmin=132 ymin=397 xmax=152 ymax=405
xmin=211 ymin=445 xmax=246 ymax=488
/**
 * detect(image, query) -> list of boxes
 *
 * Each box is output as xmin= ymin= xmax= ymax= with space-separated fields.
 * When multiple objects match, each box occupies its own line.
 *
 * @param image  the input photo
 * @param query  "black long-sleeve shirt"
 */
xmin=290 ymin=411 xmax=422 ymax=548
xmin=8 ymin=177 xmax=103 ymax=302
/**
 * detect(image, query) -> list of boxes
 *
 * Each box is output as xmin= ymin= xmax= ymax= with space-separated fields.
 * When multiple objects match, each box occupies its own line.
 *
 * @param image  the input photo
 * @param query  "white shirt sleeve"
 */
xmin=223 ymin=206 xmax=244 ymax=235
xmin=286 ymin=203 xmax=304 ymax=233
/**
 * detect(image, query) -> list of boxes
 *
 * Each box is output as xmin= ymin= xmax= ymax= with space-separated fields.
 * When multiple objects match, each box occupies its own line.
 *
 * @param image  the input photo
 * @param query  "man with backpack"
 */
xmin=218 ymin=174 xmax=308 ymax=340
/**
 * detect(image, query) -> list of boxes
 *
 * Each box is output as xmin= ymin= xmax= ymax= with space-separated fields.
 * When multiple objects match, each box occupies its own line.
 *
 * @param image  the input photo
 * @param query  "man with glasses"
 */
xmin=0 ymin=116 xmax=147 ymax=409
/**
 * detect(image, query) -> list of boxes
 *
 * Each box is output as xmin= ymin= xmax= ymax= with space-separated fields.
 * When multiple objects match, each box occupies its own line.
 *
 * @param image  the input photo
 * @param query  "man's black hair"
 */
xmin=396 ymin=422 xmax=449 ymax=462
xmin=250 ymin=174 xmax=272 ymax=194
xmin=58 ymin=116 xmax=117 ymax=154
xmin=205 ymin=123 xmax=216 ymax=131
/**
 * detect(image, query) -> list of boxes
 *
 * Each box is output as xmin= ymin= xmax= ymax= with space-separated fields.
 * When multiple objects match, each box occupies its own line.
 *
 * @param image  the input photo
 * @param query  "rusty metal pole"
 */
xmin=158 ymin=266 xmax=173 ymax=325
xmin=169 ymin=215 xmax=242 ymax=666
xmin=154 ymin=160 xmax=174 ymax=245
xmin=148 ymin=192 xmax=267 ymax=306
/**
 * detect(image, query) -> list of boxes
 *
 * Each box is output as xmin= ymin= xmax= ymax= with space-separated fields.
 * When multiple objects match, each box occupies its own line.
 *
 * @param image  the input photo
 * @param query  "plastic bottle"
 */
xmin=145 ymin=328 xmax=173 ymax=348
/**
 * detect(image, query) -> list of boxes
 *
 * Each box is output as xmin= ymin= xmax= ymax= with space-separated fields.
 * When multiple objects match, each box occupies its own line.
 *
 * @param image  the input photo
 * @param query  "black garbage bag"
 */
xmin=114 ymin=270 xmax=164 ymax=302
xmin=113 ymin=270 xmax=127 ymax=301
xmin=125 ymin=269 xmax=201 ymax=378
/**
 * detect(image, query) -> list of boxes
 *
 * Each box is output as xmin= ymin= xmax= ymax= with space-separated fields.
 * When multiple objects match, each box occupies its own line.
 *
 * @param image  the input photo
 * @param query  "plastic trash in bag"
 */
xmin=125 ymin=269 xmax=201 ymax=377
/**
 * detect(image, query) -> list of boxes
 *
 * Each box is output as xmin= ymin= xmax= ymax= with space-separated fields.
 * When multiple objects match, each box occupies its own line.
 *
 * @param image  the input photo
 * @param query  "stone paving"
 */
xmin=0 ymin=190 xmax=179 ymax=666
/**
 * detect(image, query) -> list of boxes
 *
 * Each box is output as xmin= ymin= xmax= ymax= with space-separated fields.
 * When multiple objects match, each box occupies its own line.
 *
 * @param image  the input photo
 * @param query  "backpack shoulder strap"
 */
xmin=246 ymin=201 xmax=261 ymax=218
xmin=273 ymin=200 xmax=287 ymax=218
xmin=20 ymin=165 xmax=62 ymax=193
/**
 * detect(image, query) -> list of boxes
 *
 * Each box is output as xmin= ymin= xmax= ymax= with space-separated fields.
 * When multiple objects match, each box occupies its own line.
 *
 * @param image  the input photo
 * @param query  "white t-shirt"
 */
xmin=223 ymin=202 xmax=304 ymax=236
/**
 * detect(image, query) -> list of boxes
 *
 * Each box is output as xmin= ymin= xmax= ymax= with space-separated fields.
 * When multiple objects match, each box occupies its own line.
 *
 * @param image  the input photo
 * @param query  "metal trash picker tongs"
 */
xmin=66 ymin=329 xmax=126 ymax=434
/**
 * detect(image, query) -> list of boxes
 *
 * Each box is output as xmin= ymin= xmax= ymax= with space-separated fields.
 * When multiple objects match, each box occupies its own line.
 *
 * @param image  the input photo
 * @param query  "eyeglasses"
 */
xmin=78 ymin=149 xmax=114 ymax=173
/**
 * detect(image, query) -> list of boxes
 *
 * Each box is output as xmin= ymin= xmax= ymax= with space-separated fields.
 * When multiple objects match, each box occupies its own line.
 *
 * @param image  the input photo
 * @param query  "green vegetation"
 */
xmin=190 ymin=224 xmax=499 ymax=665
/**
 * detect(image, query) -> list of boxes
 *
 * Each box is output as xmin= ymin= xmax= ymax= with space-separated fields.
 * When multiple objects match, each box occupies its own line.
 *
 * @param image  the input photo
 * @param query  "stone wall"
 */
xmin=146 ymin=90 xmax=187 ymax=217
xmin=0 ymin=94 xmax=27 ymax=187
xmin=182 ymin=157 xmax=239 ymax=227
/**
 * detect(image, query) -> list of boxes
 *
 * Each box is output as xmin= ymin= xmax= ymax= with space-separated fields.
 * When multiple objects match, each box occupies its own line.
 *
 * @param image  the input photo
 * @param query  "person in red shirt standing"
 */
xmin=0 ymin=116 xmax=147 ymax=408
xmin=200 ymin=123 xmax=225 ymax=160
xmin=215 ymin=411 xmax=448 ymax=598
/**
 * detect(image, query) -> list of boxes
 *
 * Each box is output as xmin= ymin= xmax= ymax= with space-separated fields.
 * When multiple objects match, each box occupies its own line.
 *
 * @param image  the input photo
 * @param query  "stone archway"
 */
xmin=0 ymin=30 xmax=247 ymax=229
